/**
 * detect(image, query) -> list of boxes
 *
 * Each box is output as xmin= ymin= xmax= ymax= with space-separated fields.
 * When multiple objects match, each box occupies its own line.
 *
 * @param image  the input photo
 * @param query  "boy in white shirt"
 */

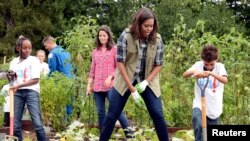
xmin=183 ymin=45 xmax=228 ymax=141
xmin=9 ymin=36 xmax=47 ymax=141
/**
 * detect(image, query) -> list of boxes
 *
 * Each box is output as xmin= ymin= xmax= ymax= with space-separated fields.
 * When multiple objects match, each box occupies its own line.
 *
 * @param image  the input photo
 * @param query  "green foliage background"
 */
xmin=0 ymin=0 xmax=249 ymax=59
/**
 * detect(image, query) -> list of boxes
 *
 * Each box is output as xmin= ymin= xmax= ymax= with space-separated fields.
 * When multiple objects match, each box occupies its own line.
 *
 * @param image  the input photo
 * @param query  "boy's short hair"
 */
xmin=42 ymin=36 xmax=55 ymax=44
xmin=201 ymin=45 xmax=218 ymax=62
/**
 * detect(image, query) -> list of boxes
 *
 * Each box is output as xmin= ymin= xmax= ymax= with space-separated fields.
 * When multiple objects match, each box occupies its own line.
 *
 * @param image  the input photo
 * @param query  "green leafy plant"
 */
xmin=0 ymin=92 xmax=4 ymax=127
xmin=58 ymin=16 xmax=99 ymax=126
xmin=40 ymin=72 xmax=74 ymax=131
xmin=173 ymin=130 xmax=194 ymax=141
xmin=0 ymin=67 xmax=9 ymax=127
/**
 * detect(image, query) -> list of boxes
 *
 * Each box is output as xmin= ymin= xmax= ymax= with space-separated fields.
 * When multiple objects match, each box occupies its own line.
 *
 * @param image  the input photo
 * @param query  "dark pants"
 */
xmin=14 ymin=89 xmax=47 ymax=141
xmin=99 ymin=87 xmax=169 ymax=141
xmin=94 ymin=90 xmax=130 ymax=134
xmin=4 ymin=112 xmax=10 ymax=127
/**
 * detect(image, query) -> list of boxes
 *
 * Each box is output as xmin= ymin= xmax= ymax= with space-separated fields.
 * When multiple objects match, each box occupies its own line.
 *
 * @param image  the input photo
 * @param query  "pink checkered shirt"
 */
xmin=89 ymin=46 xmax=117 ymax=92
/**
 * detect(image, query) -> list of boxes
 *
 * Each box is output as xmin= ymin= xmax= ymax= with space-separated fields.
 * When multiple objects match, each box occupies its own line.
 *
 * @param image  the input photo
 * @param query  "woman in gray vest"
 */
xmin=99 ymin=7 xmax=169 ymax=141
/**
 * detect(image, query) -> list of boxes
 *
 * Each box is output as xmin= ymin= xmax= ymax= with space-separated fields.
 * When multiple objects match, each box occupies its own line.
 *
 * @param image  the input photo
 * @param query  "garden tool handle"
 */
xmin=196 ymin=76 xmax=209 ymax=141
xmin=9 ymin=85 xmax=15 ymax=136
xmin=196 ymin=76 xmax=209 ymax=127
xmin=201 ymin=97 xmax=207 ymax=128
xmin=6 ymin=71 xmax=16 ymax=136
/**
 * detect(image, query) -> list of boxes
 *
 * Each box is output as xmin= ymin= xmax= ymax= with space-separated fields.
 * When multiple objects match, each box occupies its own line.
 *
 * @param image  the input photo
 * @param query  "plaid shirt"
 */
xmin=117 ymin=30 xmax=164 ymax=82
xmin=89 ymin=47 xmax=116 ymax=92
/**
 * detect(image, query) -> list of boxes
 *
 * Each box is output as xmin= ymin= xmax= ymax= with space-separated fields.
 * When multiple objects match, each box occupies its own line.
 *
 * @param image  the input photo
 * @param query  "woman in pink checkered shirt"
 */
xmin=87 ymin=25 xmax=134 ymax=138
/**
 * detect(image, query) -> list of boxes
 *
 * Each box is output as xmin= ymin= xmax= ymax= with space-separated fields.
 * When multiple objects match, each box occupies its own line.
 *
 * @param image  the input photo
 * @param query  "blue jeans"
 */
xmin=94 ymin=91 xmax=130 ymax=134
xmin=14 ymin=89 xmax=47 ymax=141
xmin=99 ymin=87 xmax=169 ymax=141
xmin=65 ymin=96 xmax=74 ymax=124
xmin=192 ymin=108 xmax=219 ymax=141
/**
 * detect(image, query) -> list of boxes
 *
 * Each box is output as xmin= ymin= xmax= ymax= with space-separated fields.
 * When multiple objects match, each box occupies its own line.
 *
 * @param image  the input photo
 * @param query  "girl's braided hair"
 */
xmin=14 ymin=35 xmax=30 ymax=55
xmin=15 ymin=35 xmax=29 ymax=47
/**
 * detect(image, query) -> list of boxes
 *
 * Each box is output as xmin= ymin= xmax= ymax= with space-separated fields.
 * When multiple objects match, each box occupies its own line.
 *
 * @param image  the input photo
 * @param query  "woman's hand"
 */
xmin=86 ymin=84 xmax=93 ymax=96
xmin=104 ymin=76 xmax=113 ymax=87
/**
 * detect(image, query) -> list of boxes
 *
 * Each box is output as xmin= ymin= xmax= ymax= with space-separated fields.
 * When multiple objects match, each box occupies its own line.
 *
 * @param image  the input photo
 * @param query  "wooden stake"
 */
xmin=3 ymin=56 xmax=6 ymax=65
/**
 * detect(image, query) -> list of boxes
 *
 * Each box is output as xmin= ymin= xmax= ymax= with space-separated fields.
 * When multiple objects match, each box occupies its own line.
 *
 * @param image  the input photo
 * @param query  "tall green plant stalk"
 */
xmin=58 ymin=16 xmax=99 ymax=126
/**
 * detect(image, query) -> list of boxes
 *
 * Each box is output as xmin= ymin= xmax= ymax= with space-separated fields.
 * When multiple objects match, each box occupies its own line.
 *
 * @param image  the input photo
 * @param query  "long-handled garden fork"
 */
xmin=196 ymin=76 xmax=209 ymax=141
xmin=5 ymin=71 xmax=18 ymax=141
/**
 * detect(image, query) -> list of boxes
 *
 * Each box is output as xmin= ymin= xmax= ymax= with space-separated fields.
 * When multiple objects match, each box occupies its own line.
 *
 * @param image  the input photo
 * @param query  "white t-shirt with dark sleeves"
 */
xmin=9 ymin=56 xmax=40 ymax=93
xmin=190 ymin=61 xmax=227 ymax=119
